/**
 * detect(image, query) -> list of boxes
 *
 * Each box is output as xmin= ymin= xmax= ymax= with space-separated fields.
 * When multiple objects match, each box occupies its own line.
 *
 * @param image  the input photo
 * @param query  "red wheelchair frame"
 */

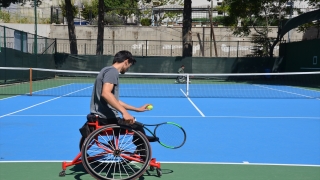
xmin=59 ymin=118 xmax=161 ymax=179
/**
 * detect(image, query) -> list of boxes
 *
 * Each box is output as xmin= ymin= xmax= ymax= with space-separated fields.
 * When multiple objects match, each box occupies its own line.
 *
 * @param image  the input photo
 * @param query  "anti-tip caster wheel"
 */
xmin=156 ymin=168 xmax=162 ymax=177
xmin=59 ymin=170 xmax=66 ymax=177
xmin=150 ymin=166 xmax=155 ymax=171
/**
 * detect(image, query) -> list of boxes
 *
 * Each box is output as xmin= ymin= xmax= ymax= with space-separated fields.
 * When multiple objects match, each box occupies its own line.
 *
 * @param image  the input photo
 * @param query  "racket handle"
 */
xmin=118 ymin=118 xmax=144 ymax=127
xmin=134 ymin=121 xmax=144 ymax=127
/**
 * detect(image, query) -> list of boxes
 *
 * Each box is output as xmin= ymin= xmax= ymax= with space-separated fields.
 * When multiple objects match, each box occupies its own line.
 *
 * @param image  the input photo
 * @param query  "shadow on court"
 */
xmin=65 ymin=164 xmax=173 ymax=180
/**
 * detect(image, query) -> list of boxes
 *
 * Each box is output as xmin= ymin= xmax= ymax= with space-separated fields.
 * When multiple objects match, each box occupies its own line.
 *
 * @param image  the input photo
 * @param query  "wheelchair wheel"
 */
xmin=81 ymin=124 xmax=152 ymax=180
xmin=79 ymin=136 xmax=85 ymax=151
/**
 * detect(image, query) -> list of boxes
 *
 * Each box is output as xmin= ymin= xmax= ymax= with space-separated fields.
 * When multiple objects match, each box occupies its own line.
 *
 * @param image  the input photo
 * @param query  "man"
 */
xmin=177 ymin=65 xmax=185 ymax=74
xmin=175 ymin=65 xmax=190 ymax=83
xmin=90 ymin=50 xmax=147 ymax=124
xmin=81 ymin=50 xmax=157 ymax=142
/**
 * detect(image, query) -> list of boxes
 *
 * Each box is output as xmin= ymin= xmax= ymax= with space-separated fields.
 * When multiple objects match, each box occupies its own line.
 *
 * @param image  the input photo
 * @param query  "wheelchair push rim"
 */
xmin=81 ymin=124 xmax=152 ymax=180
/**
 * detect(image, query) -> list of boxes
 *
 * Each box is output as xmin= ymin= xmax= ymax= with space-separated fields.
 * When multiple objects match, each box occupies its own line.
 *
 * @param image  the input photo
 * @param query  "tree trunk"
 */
xmin=182 ymin=0 xmax=192 ymax=57
xmin=65 ymin=0 xmax=78 ymax=55
xmin=96 ymin=0 xmax=105 ymax=55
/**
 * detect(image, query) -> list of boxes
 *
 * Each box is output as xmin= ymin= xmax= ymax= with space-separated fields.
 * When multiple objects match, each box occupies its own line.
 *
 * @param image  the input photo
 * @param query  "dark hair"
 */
xmin=181 ymin=65 xmax=185 ymax=67
xmin=112 ymin=50 xmax=136 ymax=65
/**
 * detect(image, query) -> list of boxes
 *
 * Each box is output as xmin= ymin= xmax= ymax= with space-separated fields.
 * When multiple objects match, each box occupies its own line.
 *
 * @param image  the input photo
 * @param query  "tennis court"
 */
xmin=0 ymin=68 xmax=320 ymax=180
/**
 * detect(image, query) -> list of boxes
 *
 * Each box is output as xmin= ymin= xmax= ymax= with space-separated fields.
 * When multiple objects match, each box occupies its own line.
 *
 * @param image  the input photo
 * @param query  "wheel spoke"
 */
xmin=81 ymin=124 xmax=151 ymax=180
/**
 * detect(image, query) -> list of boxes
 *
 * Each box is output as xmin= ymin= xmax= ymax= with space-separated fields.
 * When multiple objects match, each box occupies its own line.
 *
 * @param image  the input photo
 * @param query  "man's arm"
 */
xmin=101 ymin=83 xmax=134 ymax=123
xmin=178 ymin=68 xmax=184 ymax=74
xmin=119 ymin=100 xmax=149 ymax=112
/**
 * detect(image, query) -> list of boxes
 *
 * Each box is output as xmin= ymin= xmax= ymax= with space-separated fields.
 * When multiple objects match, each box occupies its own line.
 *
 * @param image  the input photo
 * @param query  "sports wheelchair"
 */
xmin=175 ymin=75 xmax=191 ymax=84
xmin=59 ymin=115 xmax=161 ymax=180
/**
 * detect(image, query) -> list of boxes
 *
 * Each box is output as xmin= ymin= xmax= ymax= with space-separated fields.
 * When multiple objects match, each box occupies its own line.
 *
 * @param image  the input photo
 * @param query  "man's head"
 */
xmin=113 ymin=50 xmax=136 ymax=74
xmin=181 ymin=65 xmax=185 ymax=69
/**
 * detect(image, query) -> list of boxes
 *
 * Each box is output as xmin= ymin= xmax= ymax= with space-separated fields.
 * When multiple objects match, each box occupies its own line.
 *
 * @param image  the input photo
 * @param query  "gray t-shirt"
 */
xmin=178 ymin=67 xmax=184 ymax=74
xmin=90 ymin=66 xmax=119 ymax=118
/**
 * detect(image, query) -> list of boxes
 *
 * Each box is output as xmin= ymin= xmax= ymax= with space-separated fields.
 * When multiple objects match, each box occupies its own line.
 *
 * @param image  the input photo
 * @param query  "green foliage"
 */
xmin=248 ymin=34 xmax=269 ymax=57
xmin=0 ymin=0 xmax=21 ymax=8
xmin=0 ymin=10 xmax=10 ymax=22
xmin=221 ymin=0 xmax=290 ymax=35
xmin=18 ymin=17 xmax=29 ymax=23
xmin=141 ymin=18 xmax=151 ymax=26
xmin=304 ymin=0 xmax=320 ymax=9
xmin=297 ymin=22 xmax=315 ymax=33
xmin=51 ymin=13 xmax=61 ymax=24
xmin=81 ymin=0 xmax=140 ymax=24
xmin=219 ymin=0 xmax=296 ymax=57
xmin=40 ymin=17 xmax=51 ymax=24
xmin=296 ymin=0 xmax=320 ymax=33
xmin=104 ymin=12 xmax=124 ymax=25
xmin=59 ymin=0 xmax=78 ymax=18
xmin=81 ymin=0 xmax=99 ymax=22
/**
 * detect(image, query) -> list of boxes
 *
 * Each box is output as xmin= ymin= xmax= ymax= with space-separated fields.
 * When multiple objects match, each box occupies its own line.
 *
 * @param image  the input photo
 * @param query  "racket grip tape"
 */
xmin=134 ymin=121 xmax=144 ymax=127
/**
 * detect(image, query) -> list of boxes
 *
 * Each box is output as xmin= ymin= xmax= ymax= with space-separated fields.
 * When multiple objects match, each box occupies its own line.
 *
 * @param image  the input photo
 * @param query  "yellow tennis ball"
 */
xmin=147 ymin=105 xmax=153 ymax=110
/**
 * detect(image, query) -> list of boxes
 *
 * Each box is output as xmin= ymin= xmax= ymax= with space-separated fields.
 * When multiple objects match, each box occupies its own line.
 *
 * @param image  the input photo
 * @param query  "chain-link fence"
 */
xmin=54 ymin=38 xmax=279 ymax=57
xmin=0 ymin=3 xmax=52 ymax=24
xmin=0 ymin=25 xmax=55 ymax=54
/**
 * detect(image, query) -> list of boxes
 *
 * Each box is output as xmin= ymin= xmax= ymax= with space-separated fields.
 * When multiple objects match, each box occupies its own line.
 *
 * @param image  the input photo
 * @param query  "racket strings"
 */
xmin=155 ymin=124 xmax=185 ymax=148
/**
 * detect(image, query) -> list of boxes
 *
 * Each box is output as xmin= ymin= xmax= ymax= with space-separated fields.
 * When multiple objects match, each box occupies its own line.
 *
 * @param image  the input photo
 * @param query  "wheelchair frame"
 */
xmin=59 ymin=119 xmax=161 ymax=179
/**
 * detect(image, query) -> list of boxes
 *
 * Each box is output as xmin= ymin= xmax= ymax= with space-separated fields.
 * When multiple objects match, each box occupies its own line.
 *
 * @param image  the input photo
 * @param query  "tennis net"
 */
xmin=0 ymin=67 xmax=319 ymax=99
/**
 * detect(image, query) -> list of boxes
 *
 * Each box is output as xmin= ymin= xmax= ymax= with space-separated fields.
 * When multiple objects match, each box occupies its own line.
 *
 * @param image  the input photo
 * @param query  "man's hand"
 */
xmin=135 ymin=104 xmax=152 ymax=112
xmin=122 ymin=112 xmax=135 ymax=124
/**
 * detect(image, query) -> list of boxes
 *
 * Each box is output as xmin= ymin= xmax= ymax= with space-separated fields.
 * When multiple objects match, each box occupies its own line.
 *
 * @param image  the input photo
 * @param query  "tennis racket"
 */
xmin=135 ymin=121 xmax=187 ymax=149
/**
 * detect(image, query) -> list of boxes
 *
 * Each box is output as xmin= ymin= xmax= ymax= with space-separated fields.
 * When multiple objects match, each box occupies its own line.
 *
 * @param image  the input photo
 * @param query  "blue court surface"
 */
xmin=0 ymin=83 xmax=320 ymax=167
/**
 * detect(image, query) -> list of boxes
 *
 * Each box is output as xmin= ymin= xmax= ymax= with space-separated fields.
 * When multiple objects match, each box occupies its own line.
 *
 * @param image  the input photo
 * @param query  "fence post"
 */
xmin=171 ymin=45 xmax=172 ymax=57
xmin=56 ymin=8 xmax=59 ymax=23
xmin=237 ymin=41 xmax=239 ymax=58
xmin=145 ymin=40 xmax=147 ymax=57
xmin=45 ymin=38 xmax=48 ymax=54
xmin=54 ymin=38 xmax=57 ymax=55
xmin=29 ymin=68 xmax=33 ymax=96
xmin=50 ymin=6 xmax=53 ymax=24
xmin=20 ymin=31 xmax=23 ymax=52
xmin=112 ymin=31 xmax=115 ymax=55
xmin=4 ymin=26 xmax=7 ymax=82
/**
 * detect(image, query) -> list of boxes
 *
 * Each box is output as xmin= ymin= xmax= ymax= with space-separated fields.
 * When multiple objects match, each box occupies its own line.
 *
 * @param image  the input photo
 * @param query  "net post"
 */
xmin=29 ymin=68 xmax=32 ymax=96
xmin=186 ymin=74 xmax=189 ymax=97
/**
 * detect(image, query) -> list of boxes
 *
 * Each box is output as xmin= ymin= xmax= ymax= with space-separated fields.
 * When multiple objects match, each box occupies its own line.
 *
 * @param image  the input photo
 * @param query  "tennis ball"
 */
xmin=146 ymin=105 xmax=153 ymax=110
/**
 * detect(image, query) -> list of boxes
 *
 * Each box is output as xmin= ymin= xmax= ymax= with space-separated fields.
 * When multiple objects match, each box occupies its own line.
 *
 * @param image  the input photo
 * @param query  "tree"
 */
xmin=296 ymin=0 xmax=320 ymax=37
xmin=62 ymin=0 xmax=78 ymax=54
xmin=82 ymin=0 xmax=99 ymax=24
xmin=218 ymin=0 xmax=304 ymax=58
xmin=305 ymin=0 xmax=320 ymax=8
xmin=151 ymin=0 xmax=183 ymax=26
xmin=96 ymin=0 xmax=139 ymax=55
xmin=0 ymin=0 xmax=21 ymax=8
xmin=182 ymin=0 xmax=192 ymax=57
xmin=96 ymin=0 xmax=105 ymax=55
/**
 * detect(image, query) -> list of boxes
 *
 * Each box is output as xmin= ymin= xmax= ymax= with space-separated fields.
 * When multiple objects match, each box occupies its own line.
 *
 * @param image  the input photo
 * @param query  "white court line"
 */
xmin=253 ymin=84 xmax=320 ymax=100
xmin=7 ymin=115 xmax=320 ymax=119
xmin=0 ymin=83 xmax=79 ymax=101
xmin=0 ymin=95 xmax=21 ymax=101
xmin=180 ymin=89 xmax=205 ymax=117
xmin=132 ymin=115 xmax=320 ymax=119
xmin=0 ymin=160 xmax=319 ymax=167
xmin=0 ymin=86 xmax=93 ymax=119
